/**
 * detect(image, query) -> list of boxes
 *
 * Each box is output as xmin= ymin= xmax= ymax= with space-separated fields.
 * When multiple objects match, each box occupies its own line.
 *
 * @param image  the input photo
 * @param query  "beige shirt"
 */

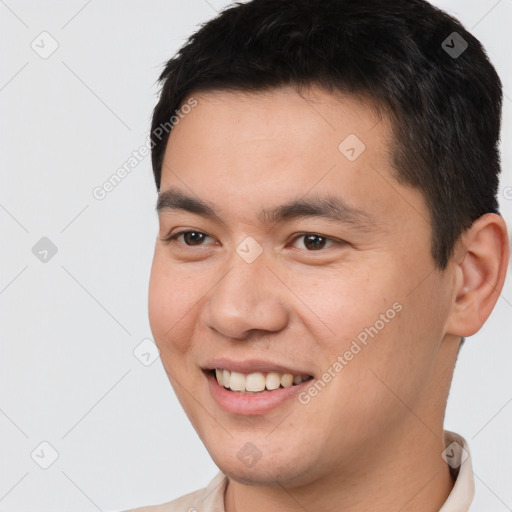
xmin=123 ymin=431 xmax=474 ymax=512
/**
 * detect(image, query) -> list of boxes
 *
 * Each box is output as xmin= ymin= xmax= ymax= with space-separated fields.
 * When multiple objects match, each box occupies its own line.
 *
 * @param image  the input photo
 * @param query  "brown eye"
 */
xmin=181 ymin=232 xmax=207 ymax=246
xmin=303 ymin=234 xmax=327 ymax=250
xmin=291 ymin=233 xmax=337 ymax=251
xmin=164 ymin=230 xmax=214 ymax=246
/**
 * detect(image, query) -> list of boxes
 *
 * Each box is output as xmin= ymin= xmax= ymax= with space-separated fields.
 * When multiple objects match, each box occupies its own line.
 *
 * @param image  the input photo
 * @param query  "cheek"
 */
xmin=148 ymin=251 xmax=201 ymax=357
xmin=290 ymin=265 xmax=415 ymax=391
xmin=338 ymin=275 xmax=447 ymax=418
xmin=285 ymin=265 xmax=390 ymax=351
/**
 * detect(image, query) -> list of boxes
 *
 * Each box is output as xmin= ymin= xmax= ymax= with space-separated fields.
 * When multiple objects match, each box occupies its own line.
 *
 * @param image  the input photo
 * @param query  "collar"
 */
xmin=439 ymin=431 xmax=475 ymax=511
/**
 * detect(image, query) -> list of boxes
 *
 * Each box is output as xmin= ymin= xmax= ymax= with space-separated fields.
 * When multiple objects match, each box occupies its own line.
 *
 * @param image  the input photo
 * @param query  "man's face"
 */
xmin=148 ymin=86 xmax=456 ymax=486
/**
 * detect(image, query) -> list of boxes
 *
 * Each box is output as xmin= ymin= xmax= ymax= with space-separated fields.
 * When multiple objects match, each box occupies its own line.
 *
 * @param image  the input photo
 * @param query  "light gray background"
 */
xmin=0 ymin=1 xmax=511 ymax=511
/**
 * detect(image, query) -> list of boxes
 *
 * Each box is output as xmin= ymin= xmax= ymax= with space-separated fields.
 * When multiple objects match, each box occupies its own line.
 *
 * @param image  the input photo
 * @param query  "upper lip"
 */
xmin=203 ymin=358 xmax=312 ymax=376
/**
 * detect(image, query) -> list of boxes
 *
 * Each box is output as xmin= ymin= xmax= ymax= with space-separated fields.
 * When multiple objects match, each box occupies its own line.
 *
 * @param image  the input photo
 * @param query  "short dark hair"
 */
xmin=150 ymin=0 xmax=503 ymax=270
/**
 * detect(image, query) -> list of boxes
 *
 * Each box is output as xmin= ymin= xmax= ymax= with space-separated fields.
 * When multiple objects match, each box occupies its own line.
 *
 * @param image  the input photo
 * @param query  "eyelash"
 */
xmin=161 ymin=230 xmax=344 ymax=251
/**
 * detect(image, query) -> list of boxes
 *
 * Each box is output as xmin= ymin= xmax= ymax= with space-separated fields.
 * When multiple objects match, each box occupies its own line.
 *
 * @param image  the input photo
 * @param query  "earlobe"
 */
xmin=445 ymin=213 xmax=510 ymax=338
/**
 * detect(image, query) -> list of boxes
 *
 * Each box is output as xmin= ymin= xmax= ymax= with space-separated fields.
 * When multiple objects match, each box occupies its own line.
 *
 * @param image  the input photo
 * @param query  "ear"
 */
xmin=445 ymin=213 xmax=510 ymax=338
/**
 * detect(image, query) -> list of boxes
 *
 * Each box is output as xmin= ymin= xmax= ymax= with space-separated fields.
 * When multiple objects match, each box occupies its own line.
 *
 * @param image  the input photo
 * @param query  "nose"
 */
xmin=201 ymin=254 xmax=290 ymax=340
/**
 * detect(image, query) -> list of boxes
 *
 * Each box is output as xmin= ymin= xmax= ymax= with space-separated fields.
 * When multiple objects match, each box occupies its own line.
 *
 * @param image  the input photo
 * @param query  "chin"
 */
xmin=208 ymin=443 xmax=318 ymax=488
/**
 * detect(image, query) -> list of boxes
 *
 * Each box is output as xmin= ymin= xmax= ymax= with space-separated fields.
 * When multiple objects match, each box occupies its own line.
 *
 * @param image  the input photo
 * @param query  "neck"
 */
xmin=224 ymin=424 xmax=454 ymax=512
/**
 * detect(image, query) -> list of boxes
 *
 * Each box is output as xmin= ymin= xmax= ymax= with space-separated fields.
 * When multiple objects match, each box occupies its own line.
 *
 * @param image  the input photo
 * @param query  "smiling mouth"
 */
xmin=208 ymin=368 xmax=313 ymax=394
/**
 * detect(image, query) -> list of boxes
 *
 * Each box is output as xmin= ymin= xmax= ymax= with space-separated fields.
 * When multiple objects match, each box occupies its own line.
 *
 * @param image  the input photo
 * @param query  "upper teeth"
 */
xmin=215 ymin=369 xmax=309 ymax=392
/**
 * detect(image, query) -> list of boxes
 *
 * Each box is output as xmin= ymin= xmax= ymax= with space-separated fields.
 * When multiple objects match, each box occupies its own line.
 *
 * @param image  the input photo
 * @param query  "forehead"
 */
xmin=169 ymin=85 xmax=388 ymax=150
xmin=163 ymin=86 xmax=388 ymax=185
xmin=159 ymin=86 xmax=428 ymax=234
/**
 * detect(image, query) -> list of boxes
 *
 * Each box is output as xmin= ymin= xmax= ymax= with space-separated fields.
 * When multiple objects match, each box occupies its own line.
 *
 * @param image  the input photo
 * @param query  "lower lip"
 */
xmin=205 ymin=370 xmax=313 ymax=415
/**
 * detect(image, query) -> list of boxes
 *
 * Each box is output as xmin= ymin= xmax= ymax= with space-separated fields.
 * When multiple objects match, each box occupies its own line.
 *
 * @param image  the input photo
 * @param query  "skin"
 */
xmin=148 ymin=85 xmax=509 ymax=511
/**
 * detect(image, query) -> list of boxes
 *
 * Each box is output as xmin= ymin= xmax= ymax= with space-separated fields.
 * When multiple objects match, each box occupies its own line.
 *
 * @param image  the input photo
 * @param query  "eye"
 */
xmin=161 ymin=230 xmax=345 ymax=252
xmin=289 ymin=233 xmax=341 ymax=251
xmin=162 ymin=230 xmax=215 ymax=247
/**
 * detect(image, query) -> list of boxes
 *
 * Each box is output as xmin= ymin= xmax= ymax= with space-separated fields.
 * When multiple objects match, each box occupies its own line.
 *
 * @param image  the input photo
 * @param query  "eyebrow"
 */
xmin=156 ymin=187 xmax=378 ymax=230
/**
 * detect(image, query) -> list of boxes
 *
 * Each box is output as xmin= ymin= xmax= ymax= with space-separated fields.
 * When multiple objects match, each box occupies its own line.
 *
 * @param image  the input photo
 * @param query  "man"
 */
xmin=126 ymin=0 xmax=509 ymax=510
